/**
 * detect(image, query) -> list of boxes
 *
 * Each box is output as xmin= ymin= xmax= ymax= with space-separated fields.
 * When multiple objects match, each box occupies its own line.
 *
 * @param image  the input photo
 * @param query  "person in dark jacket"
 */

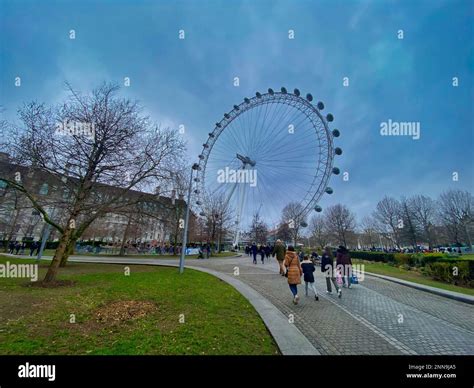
xmin=265 ymin=245 xmax=272 ymax=260
xmin=29 ymin=241 xmax=38 ymax=256
xmin=8 ymin=241 xmax=15 ymax=254
xmin=259 ymin=245 xmax=265 ymax=263
xmin=251 ymin=242 xmax=258 ymax=264
xmin=336 ymin=245 xmax=353 ymax=289
xmin=298 ymin=250 xmax=304 ymax=262
xmin=321 ymin=246 xmax=341 ymax=297
xmin=301 ymin=255 xmax=319 ymax=301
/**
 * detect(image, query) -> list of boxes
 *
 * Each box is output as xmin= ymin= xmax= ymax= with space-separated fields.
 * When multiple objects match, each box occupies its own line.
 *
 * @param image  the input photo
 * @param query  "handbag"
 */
xmin=350 ymin=273 xmax=359 ymax=284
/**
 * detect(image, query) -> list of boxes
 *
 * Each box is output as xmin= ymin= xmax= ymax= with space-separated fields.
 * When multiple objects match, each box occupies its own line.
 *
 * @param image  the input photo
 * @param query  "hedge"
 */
xmin=349 ymin=251 xmax=468 ymax=267
xmin=349 ymin=251 xmax=395 ymax=263
xmin=423 ymin=261 xmax=473 ymax=287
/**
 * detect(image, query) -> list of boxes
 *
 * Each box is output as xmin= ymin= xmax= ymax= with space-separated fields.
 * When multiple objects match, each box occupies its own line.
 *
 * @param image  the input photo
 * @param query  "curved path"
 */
xmin=42 ymin=254 xmax=474 ymax=355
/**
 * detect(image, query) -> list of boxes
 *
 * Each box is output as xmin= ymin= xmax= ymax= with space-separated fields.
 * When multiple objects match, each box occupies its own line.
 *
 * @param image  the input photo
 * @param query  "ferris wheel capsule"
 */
xmin=325 ymin=187 xmax=333 ymax=194
xmin=332 ymin=129 xmax=340 ymax=137
xmin=314 ymin=205 xmax=323 ymax=212
xmin=317 ymin=101 xmax=324 ymax=110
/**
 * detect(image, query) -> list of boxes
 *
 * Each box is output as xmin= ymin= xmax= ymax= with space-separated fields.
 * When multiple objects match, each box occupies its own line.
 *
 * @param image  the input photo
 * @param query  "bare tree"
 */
xmin=1 ymin=83 xmax=185 ymax=282
xmin=438 ymin=189 xmax=473 ymax=249
xmin=249 ymin=211 xmax=268 ymax=244
xmin=276 ymin=222 xmax=291 ymax=243
xmin=372 ymin=196 xmax=403 ymax=249
xmin=409 ymin=194 xmax=437 ymax=249
xmin=360 ymin=216 xmax=378 ymax=249
xmin=201 ymin=192 xmax=233 ymax=252
xmin=399 ymin=196 xmax=421 ymax=250
xmin=281 ymin=202 xmax=307 ymax=245
xmin=324 ymin=204 xmax=356 ymax=247
xmin=309 ymin=214 xmax=329 ymax=249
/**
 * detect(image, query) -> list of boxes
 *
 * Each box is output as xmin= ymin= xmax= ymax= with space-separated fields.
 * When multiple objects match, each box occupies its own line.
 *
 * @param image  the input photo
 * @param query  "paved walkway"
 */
xmin=17 ymin=254 xmax=474 ymax=355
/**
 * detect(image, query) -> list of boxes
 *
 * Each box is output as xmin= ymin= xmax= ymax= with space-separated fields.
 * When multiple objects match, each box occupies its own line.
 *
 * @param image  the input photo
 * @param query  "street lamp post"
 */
xmin=179 ymin=163 xmax=200 ymax=274
xmin=36 ymin=206 xmax=59 ymax=262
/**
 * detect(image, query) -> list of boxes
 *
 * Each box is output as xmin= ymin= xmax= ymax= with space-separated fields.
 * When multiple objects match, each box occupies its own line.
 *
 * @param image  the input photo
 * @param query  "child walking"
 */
xmin=301 ymin=255 xmax=319 ymax=301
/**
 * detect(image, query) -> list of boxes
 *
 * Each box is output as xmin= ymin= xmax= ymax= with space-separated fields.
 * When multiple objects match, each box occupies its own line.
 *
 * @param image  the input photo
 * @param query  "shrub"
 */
xmin=424 ymin=261 xmax=473 ymax=287
xmin=394 ymin=253 xmax=414 ymax=266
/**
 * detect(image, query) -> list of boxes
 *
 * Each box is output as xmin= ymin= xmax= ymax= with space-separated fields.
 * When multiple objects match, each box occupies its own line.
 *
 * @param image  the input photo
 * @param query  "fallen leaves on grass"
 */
xmin=95 ymin=300 xmax=157 ymax=324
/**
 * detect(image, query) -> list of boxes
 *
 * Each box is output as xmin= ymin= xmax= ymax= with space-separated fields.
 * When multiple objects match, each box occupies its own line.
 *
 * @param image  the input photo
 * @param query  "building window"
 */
xmin=39 ymin=183 xmax=49 ymax=195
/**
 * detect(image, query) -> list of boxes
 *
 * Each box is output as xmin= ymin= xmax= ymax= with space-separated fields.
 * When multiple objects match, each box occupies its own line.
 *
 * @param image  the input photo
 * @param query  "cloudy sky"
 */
xmin=1 ymin=0 xmax=473 ymax=224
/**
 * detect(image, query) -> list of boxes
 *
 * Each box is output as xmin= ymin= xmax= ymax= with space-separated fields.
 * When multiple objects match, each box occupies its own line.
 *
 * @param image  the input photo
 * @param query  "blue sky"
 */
xmin=1 ymin=0 xmax=473 ymax=223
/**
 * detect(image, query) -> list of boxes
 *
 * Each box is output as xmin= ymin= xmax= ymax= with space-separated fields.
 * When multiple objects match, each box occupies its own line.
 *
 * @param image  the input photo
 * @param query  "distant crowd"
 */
xmin=6 ymin=240 xmax=41 ymax=256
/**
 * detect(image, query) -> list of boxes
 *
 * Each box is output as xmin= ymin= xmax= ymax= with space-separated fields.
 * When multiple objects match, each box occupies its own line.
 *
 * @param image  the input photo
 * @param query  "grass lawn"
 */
xmin=0 ymin=257 xmax=278 ymax=355
xmin=8 ymin=249 xmax=238 ymax=259
xmin=353 ymin=259 xmax=474 ymax=296
xmin=11 ymin=249 xmax=240 ymax=259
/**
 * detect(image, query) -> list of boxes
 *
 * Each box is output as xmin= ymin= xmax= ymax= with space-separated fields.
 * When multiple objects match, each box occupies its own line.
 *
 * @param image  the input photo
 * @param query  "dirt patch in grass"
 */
xmin=95 ymin=300 xmax=158 ymax=324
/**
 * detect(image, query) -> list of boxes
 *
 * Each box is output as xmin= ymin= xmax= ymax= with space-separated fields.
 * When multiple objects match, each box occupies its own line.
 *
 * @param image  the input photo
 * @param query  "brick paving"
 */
xmin=188 ymin=256 xmax=474 ymax=355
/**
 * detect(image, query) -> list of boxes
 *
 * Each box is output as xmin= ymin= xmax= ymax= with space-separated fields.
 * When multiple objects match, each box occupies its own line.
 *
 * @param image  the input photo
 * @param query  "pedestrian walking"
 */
xmin=34 ymin=241 xmax=40 ymax=256
xmin=30 ymin=241 xmax=37 ymax=256
xmin=8 ymin=240 xmax=15 ymax=254
xmin=272 ymin=239 xmax=286 ymax=275
xmin=336 ymin=246 xmax=353 ymax=289
xmin=321 ymin=246 xmax=341 ymax=298
xmin=284 ymin=246 xmax=303 ymax=305
xmin=301 ymin=255 xmax=319 ymax=301
xmin=265 ymin=245 xmax=271 ymax=260
xmin=251 ymin=242 xmax=258 ymax=264
xmin=259 ymin=245 xmax=265 ymax=264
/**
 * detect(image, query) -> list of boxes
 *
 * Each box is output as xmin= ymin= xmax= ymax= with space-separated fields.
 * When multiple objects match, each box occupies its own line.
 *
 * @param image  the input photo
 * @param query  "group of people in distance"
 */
xmin=7 ymin=240 xmax=41 ymax=256
xmin=244 ymin=243 xmax=273 ymax=264
xmin=248 ymin=239 xmax=354 ymax=305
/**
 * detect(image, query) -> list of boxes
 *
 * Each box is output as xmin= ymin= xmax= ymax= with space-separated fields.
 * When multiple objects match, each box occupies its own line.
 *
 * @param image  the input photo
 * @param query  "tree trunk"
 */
xmin=119 ymin=217 xmax=132 ymax=256
xmin=43 ymin=227 xmax=73 ymax=283
xmin=59 ymin=236 xmax=77 ymax=267
xmin=463 ymin=223 xmax=472 ymax=251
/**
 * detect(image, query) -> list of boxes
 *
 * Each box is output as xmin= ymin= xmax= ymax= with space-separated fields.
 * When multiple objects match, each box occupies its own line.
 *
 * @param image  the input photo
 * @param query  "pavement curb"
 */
xmin=363 ymin=271 xmax=474 ymax=305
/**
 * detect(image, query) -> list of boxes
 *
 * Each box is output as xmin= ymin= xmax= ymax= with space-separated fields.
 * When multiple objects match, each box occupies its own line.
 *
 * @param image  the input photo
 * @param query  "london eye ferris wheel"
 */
xmin=193 ymin=87 xmax=343 ymax=246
